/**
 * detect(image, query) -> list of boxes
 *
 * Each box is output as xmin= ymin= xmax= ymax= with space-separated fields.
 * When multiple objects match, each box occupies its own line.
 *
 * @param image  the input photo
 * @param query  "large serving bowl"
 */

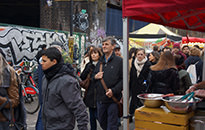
xmin=137 ymin=93 xmax=164 ymax=108
xmin=162 ymin=95 xmax=202 ymax=114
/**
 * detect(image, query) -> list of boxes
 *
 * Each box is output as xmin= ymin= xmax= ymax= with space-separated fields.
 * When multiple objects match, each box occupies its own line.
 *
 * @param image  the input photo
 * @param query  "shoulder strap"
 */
xmin=0 ymin=97 xmax=9 ymax=111
xmin=99 ymin=63 xmax=119 ymax=103
xmin=195 ymin=61 xmax=199 ymax=65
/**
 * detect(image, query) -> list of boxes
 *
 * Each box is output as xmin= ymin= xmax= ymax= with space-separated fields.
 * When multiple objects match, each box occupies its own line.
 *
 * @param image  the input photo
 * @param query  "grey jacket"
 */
xmin=42 ymin=66 xmax=88 ymax=130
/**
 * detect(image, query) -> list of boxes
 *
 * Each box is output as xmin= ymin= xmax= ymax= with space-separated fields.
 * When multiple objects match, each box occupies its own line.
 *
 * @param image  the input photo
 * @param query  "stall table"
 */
xmin=135 ymin=106 xmax=194 ymax=130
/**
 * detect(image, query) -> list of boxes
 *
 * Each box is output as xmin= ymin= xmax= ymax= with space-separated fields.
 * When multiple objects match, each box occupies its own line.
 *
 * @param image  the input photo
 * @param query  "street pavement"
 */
xmin=27 ymin=110 xmax=136 ymax=130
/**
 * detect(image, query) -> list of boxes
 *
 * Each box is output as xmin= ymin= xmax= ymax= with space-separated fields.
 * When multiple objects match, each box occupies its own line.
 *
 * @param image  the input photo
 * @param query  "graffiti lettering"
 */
xmin=0 ymin=27 xmax=68 ymax=65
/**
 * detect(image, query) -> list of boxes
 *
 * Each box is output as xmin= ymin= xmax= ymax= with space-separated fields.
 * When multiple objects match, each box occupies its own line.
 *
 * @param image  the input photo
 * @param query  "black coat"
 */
xmin=185 ymin=56 xmax=203 ymax=83
xmin=94 ymin=52 xmax=123 ymax=103
xmin=129 ymin=59 xmax=151 ymax=114
xmin=80 ymin=62 xmax=97 ymax=108
xmin=148 ymin=68 xmax=180 ymax=94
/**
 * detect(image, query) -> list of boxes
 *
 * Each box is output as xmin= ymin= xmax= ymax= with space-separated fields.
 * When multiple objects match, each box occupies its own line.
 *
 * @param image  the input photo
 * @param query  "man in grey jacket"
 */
xmin=41 ymin=47 xmax=88 ymax=130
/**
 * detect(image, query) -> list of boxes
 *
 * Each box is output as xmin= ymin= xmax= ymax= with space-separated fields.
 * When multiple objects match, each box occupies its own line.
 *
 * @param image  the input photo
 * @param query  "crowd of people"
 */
xmin=0 ymin=36 xmax=205 ymax=130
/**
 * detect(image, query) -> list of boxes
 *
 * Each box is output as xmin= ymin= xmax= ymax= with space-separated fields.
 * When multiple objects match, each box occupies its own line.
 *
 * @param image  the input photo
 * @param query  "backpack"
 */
xmin=187 ymin=61 xmax=199 ymax=84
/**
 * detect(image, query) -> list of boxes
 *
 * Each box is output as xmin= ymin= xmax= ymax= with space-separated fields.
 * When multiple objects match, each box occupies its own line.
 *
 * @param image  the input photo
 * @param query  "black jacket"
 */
xmin=129 ymin=59 xmax=151 ymax=114
xmin=42 ymin=64 xmax=88 ymax=130
xmin=94 ymin=52 xmax=123 ymax=103
xmin=129 ymin=59 xmax=151 ymax=94
xmin=80 ymin=62 xmax=97 ymax=108
xmin=185 ymin=56 xmax=203 ymax=83
xmin=148 ymin=68 xmax=180 ymax=94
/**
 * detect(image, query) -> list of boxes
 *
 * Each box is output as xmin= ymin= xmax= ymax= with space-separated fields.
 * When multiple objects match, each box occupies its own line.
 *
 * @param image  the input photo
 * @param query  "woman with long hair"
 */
xmin=80 ymin=47 xmax=102 ymax=130
xmin=148 ymin=51 xmax=180 ymax=94
xmin=129 ymin=48 xmax=151 ymax=120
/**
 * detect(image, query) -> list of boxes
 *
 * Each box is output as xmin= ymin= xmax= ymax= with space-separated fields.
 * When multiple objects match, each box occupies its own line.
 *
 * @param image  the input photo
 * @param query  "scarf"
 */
xmin=43 ymin=62 xmax=63 ymax=81
xmin=134 ymin=57 xmax=147 ymax=77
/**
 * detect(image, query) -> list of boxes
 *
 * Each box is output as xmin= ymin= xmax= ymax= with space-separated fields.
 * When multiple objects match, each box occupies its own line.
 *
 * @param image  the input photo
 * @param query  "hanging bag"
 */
xmin=187 ymin=61 xmax=199 ymax=84
xmin=79 ymin=70 xmax=92 ymax=90
xmin=0 ymin=96 xmax=19 ymax=130
xmin=99 ymin=63 xmax=123 ymax=117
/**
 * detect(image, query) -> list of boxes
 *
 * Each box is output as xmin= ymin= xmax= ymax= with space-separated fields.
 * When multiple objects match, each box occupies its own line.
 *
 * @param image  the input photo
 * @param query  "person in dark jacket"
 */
xmin=94 ymin=36 xmax=123 ymax=130
xmin=0 ymin=52 xmax=20 ymax=128
xmin=148 ymin=51 xmax=180 ymax=94
xmin=41 ymin=47 xmax=88 ymax=130
xmin=80 ymin=47 xmax=102 ymax=130
xmin=174 ymin=53 xmax=192 ymax=94
xmin=129 ymin=48 xmax=151 ymax=118
xmin=185 ymin=47 xmax=203 ymax=83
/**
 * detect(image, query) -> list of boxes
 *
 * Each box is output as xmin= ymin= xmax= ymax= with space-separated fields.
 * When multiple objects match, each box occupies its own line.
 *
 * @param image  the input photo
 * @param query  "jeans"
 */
xmin=35 ymin=106 xmax=43 ymax=130
xmin=97 ymin=102 xmax=118 ymax=130
xmin=89 ymin=107 xmax=97 ymax=130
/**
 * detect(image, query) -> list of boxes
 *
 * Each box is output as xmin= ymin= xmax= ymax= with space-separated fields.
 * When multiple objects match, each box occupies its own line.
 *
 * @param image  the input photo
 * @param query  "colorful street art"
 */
xmin=0 ymin=23 xmax=86 ymax=66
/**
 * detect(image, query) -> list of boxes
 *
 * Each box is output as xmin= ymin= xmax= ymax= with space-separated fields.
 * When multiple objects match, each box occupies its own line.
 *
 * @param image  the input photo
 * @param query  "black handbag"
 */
xmin=0 ymin=97 xmax=21 ymax=130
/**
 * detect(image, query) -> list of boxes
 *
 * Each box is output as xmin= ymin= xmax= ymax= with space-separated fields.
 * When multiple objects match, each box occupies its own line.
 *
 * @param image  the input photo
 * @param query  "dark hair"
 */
xmin=194 ymin=45 xmax=200 ymax=50
xmin=89 ymin=47 xmax=102 ymax=62
xmin=150 ymin=51 xmax=160 ymax=61
xmin=162 ymin=46 xmax=172 ymax=52
xmin=40 ymin=44 xmax=47 ymax=50
xmin=102 ymin=36 xmax=116 ymax=45
xmin=174 ymin=53 xmax=185 ymax=66
xmin=129 ymin=47 xmax=137 ymax=59
xmin=182 ymin=45 xmax=189 ymax=50
xmin=42 ymin=47 xmax=62 ymax=63
xmin=153 ymin=46 xmax=159 ymax=51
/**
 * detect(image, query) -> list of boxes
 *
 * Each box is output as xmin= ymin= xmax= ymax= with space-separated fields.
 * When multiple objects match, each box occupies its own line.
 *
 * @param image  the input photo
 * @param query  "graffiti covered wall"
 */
xmin=0 ymin=24 xmax=86 ymax=66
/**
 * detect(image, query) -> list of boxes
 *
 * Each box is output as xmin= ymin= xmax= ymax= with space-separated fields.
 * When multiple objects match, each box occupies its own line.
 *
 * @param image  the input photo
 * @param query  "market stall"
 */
xmin=182 ymin=37 xmax=205 ymax=48
xmin=129 ymin=23 xmax=182 ymax=51
xmin=122 ymin=0 xmax=205 ymax=130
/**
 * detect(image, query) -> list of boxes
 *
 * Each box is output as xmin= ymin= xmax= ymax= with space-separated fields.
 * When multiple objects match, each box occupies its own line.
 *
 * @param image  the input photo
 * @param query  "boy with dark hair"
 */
xmin=41 ymin=47 xmax=88 ymax=130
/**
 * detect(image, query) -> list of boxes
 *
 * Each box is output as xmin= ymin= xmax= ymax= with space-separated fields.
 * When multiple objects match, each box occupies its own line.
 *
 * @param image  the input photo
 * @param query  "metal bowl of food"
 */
xmin=162 ymin=95 xmax=202 ymax=114
xmin=137 ymin=93 xmax=164 ymax=108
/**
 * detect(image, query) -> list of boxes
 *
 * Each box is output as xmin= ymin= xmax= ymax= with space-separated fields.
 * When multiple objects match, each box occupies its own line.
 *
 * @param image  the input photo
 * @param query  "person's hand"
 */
xmin=194 ymin=89 xmax=205 ymax=98
xmin=186 ymin=85 xmax=196 ymax=94
xmin=106 ymin=89 xmax=113 ymax=98
xmin=95 ymin=72 xmax=104 ymax=79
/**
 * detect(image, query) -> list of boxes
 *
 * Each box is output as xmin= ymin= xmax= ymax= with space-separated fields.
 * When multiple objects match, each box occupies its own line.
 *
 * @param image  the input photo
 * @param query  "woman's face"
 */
xmin=149 ymin=53 xmax=155 ymax=62
xmin=91 ymin=51 xmax=100 ymax=62
xmin=136 ymin=50 xmax=145 ymax=61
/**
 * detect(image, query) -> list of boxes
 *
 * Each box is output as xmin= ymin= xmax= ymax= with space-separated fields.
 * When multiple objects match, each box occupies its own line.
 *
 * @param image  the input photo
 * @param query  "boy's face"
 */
xmin=41 ymin=55 xmax=57 ymax=70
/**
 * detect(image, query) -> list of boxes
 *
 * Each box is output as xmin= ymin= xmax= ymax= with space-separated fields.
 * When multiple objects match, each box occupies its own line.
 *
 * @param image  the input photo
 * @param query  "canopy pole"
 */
xmin=203 ymin=44 xmax=205 ymax=81
xmin=123 ymin=17 xmax=129 ymax=130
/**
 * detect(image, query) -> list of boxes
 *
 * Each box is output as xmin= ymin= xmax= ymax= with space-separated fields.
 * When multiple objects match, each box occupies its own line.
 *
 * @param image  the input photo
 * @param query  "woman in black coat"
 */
xmin=129 ymin=48 xmax=151 ymax=117
xmin=148 ymin=51 xmax=180 ymax=94
xmin=80 ymin=47 xmax=102 ymax=130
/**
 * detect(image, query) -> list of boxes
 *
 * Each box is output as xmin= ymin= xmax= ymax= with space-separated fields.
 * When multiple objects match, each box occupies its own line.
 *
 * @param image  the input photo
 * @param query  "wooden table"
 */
xmin=135 ymin=106 xmax=194 ymax=130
